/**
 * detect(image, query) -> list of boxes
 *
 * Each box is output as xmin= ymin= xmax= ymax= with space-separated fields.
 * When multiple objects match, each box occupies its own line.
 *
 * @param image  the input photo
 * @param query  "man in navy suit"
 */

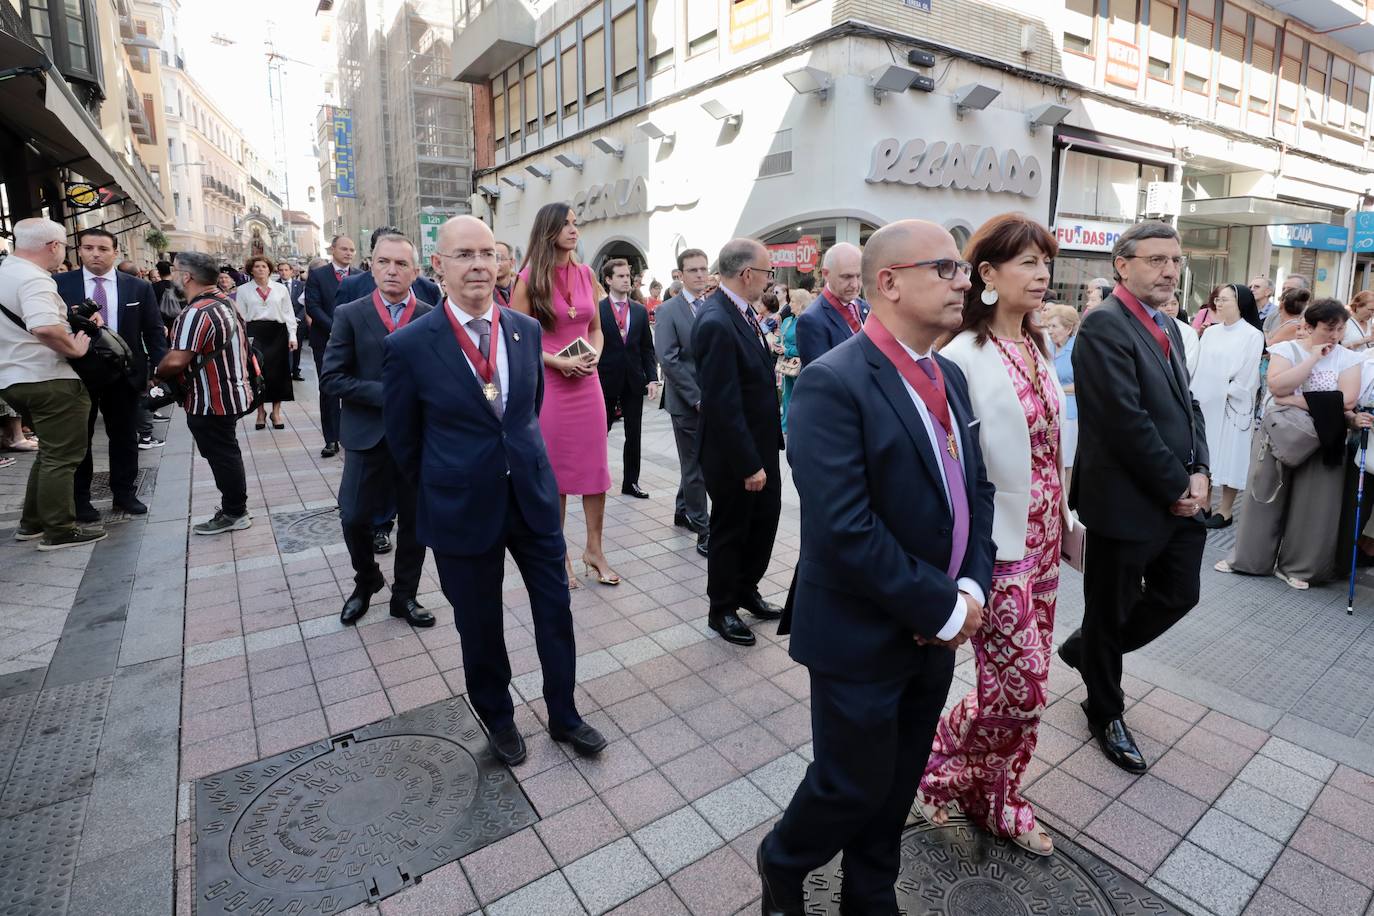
xmin=383 ymin=216 xmax=606 ymax=767
xmin=305 ymin=235 xmax=358 ymax=457
xmin=55 ymin=228 xmax=166 ymax=518
xmin=692 ymin=239 xmax=786 ymax=647
xmin=795 ymin=242 xmax=868 ymax=367
xmin=758 ymin=220 xmax=995 ymax=915
xmin=278 ymin=261 xmax=307 ymax=380
xmin=338 ymin=226 xmax=442 ymax=307
xmin=597 ymin=257 xmax=658 ymax=499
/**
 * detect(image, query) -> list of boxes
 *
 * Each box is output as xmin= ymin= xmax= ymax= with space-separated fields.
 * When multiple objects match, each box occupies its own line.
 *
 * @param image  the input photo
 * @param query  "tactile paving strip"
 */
xmin=0 ymin=795 xmax=87 ymax=916
xmin=0 ymin=677 xmax=112 ymax=819
xmin=195 ymin=695 xmax=536 ymax=915
xmin=803 ymin=822 xmax=1181 ymax=915
xmin=269 ymin=507 xmax=344 ymax=554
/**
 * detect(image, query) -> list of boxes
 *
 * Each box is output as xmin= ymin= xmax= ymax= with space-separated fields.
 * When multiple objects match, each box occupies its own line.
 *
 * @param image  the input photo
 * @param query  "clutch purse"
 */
xmin=1061 ymin=515 xmax=1086 ymax=573
xmin=555 ymin=336 xmax=597 ymax=360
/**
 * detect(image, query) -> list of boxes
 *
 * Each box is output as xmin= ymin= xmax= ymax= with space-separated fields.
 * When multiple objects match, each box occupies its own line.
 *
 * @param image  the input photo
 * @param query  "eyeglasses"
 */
xmin=884 ymin=259 xmax=973 ymax=280
xmin=436 ymin=249 xmax=498 ymax=264
xmin=746 ymin=265 xmax=777 ymax=279
xmin=1123 ymin=255 xmax=1187 ymax=270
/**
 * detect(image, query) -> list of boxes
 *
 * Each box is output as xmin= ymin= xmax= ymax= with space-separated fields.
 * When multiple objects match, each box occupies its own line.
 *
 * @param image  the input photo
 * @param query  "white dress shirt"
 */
xmin=235 ymin=281 xmax=297 ymax=344
xmin=83 ymin=267 xmax=119 ymax=336
xmin=894 ymin=339 xmax=986 ymax=641
xmin=608 ymin=295 xmax=631 ymax=338
xmin=448 ymin=299 xmax=509 ymax=411
xmin=719 ymin=284 xmax=767 ymax=347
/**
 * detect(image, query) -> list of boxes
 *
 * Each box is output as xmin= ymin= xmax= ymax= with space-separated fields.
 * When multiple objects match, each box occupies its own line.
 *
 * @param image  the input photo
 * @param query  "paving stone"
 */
xmin=1152 ymin=748 xmax=1232 ymax=803
xmin=1242 ymin=886 xmax=1320 ymax=916
xmin=1264 ymin=848 xmax=1372 ymax=916
xmin=633 ymin=806 xmax=724 ymax=876
xmin=1023 ymin=768 xmax=1111 ymax=830
xmin=1311 ymin=784 xmax=1374 ymax=845
xmin=605 ymin=692 xmax=674 ymax=733
xmin=681 ymin=696 xmax=752 ymax=741
xmin=630 ymin=715 xmax=705 ymax=766
xmin=746 ymin=752 xmax=809 ymax=808
xmin=661 ymin=744 xmax=742 ymax=801
xmin=1119 ymin=774 xmax=1211 ymax=835
xmin=1259 ymin=736 xmax=1338 ymax=782
xmin=1187 ymin=808 xmax=1284 ymax=879
xmin=667 ymin=846 xmax=760 ymax=916
xmin=715 ymin=723 xmax=787 ymax=774
xmin=1173 ymin=725 xmax=1256 ymax=776
xmin=377 ymin=860 xmax=478 ymax=916
xmin=535 ymin=797 xmax=626 ymax=866
xmin=485 ymin=871 xmax=587 ymax=916
xmin=606 ymin=882 xmax=692 ymax=916
xmin=1060 ymin=742 xmax=1143 ymax=797
xmin=1288 ymin=814 xmax=1374 ymax=888
xmin=1154 ymin=841 xmax=1259 ymax=916
xmin=1084 ymin=800 xmax=1180 ymax=873
xmin=520 ymin=760 xmax=596 ymax=817
xmin=563 ymin=836 xmax=661 ymax=914
xmin=1329 ymin=765 xmax=1374 ymax=806
xmin=460 ymin=826 xmax=555 ymax=904
xmin=1237 ymin=754 xmax=1325 ymax=809
xmin=1198 ymin=709 xmax=1271 ymax=752
xmin=572 ymin=737 xmax=653 ymax=793
xmin=602 ymin=770 xmax=688 ymax=832
xmin=693 ymin=777 xmax=780 ymax=841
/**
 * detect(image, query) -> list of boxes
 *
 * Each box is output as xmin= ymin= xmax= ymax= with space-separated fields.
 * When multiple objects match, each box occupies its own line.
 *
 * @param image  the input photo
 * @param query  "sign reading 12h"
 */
xmin=866 ymin=138 xmax=1043 ymax=198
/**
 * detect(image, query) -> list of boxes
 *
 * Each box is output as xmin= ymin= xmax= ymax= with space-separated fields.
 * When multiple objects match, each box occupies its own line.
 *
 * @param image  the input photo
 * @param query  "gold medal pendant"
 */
xmin=947 ymin=432 xmax=959 ymax=461
xmin=483 ymin=382 xmax=499 ymax=401
xmin=568 ymin=306 xmax=577 ymax=319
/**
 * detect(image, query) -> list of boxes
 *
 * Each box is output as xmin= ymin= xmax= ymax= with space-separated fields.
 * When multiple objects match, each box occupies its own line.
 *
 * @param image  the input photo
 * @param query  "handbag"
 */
xmin=158 ymin=287 xmax=183 ymax=325
xmin=777 ymin=356 xmax=801 ymax=378
xmin=1261 ymin=403 xmax=1321 ymax=468
xmin=1061 ymin=514 xmax=1086 ymax=572
xmin=0 ymin=301 xmax=135 ymax=389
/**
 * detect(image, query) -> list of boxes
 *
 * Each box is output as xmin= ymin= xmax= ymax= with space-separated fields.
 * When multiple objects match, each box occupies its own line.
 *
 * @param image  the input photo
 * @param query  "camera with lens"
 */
xmin=68 ymin=297 xmax=102 ymax=324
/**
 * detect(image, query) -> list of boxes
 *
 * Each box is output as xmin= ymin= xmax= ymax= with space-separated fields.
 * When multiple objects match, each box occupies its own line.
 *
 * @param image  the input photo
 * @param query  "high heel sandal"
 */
xmin=1011 ymin=824 xmax=1054 ymax=857
xmin=582 ymin=554 xmax=620 ymax=586
xmin=910 ymin=791 xmax=959 ymax=828
xmin=565 ymin=558 xmax=582 ymax=590
xmin=270 ymin=415 xmax=285 ymax=430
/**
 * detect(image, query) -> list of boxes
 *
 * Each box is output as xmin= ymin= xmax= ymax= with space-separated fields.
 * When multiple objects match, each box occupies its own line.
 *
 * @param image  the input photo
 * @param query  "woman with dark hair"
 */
xmin=1219 ymin=298 xmax=1362 ymax=588
xmin=236 ymin=255 xmax=296 ymax=430
xmin=1343 ymin=290 xmax=1374 ymax=351
xmin=1193 ymin=284 xmax=1265 ymax=529
xmin=917 ymin=213 xmax=1071 ymax=858
xmin=509 ymin=202 xmax=617 ymax=587
xmin=1266 ymin=287 xmax=1310 ymax=346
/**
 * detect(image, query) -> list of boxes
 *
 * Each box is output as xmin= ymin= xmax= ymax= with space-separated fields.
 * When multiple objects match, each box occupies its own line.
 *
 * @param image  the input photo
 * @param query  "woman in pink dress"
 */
xmin=917 ymin=213 xmax=1071 ymax=858
xmin=509 ymin=203 xmax=618 ymax=587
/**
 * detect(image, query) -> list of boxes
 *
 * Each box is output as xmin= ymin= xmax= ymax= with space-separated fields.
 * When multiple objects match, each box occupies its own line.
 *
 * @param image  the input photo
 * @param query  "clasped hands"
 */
xmin=914 ymin=592 xmax=984 ymax=650
xmin=1170 ymin=472 xmax=1210 ymax=518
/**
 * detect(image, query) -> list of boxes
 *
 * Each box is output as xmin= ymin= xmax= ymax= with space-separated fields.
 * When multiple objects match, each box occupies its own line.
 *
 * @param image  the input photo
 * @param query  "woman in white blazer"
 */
xmin=236 ymin=255 xmax=297 ymax=430
xmin=916 ymin=213 xmax=1072 ymax=859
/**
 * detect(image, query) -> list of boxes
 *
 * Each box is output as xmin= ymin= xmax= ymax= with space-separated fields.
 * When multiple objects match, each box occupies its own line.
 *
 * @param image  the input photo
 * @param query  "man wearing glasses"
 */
xmin=1058 ymin=221 xmax=1209 ymax=775
xmin=493 ymin=240 xmax=516 ymax=306
xmin=691 ymin=238 xmax=786 ymax=646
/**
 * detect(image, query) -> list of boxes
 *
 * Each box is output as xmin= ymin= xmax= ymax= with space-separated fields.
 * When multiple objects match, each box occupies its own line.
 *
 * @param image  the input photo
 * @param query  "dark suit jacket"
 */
xmin=383 ymin=304 xmax=559 ymax=556
xmin=321 ymin=294 xmax=434 ymax=451
xmin=337 ymin=272 xmax=441 ymax=309
xmin=783 ymin=332 xmax=996 ymax=679
xmin=597 ymin=297 xmax=657 ymax=397
xmin=304 ymin=263 xmax=358 ymax=347
xmin=691 ymin=288 xmax=784 ymax=483
xmin=286 ymin=279 xmax=306 ymax=322
xmin=1070 ymin=294 xmax=1209 ymax=541
xmin=796 ymin=294 xmax=869 ymax=367
xmin=55 ymin=269 xmax=167 ymax=381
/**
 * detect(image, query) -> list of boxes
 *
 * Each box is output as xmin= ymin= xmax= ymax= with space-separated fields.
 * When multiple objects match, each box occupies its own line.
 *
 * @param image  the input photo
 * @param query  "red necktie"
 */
xmin=335 ymin=269 xmax=344 ymax=282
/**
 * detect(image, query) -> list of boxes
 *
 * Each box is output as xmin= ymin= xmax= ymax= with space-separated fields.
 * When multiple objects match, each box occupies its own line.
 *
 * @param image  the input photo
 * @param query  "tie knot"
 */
xmin=469 ymin=317 xmax=489 ymax=334
xmin=94 ymin=276 xmax=105 ymax=284
xmin=916 ymin=357 xmax=937 ymax=380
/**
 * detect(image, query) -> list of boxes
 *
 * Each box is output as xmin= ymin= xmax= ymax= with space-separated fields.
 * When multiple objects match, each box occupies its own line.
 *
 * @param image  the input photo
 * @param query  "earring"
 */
xmin=981 ymin=287 xmax=999 ymax=306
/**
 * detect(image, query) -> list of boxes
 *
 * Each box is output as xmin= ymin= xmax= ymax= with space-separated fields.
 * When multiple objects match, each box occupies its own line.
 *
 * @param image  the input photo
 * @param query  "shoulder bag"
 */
xmin=0 ymin=300 xmax=135 ymax=389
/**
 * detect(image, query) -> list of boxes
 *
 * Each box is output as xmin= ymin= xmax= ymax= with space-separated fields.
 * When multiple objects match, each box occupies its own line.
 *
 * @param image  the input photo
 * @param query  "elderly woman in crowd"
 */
xmin=235 ymin=255 xmax=297 ymax=430
xmin=1044 ymin=304 xmax=1079 ymax=482
xmin=1082 ymin=277 xmax=1112 ymax=313
xmin=1267 ymin=288 xmax=1311 ymax=346
xmin=1218 ymin=299 xmax=1361 ymax=588
xmin=1161 ymin=294 xmax=1200 ymax=378
xmin=779 ymin=288 xmax=811 ymax=434
xmin=1343 ymin=290 xmax=1374 ymax=352
xmin=1194 ymin=284 xmax=1265 ymax=529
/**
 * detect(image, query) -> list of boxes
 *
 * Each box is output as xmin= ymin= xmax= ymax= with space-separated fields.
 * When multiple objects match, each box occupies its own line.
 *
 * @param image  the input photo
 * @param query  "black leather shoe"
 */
xmin=489 ymin=725 xmax=527 ymax=766
xmin=695 ymin=532 xmax=709 ymax=558
xmin=291 ymin=374 xmax=306 ymax=381
xmin=390 ymin=597 xmax=434 ymax=627
xmin=113 ymin=496 xmax=148 ymax=515
xmin=340 ymin=577 xmax=384 ymax=625
xmin=708 ymin=612 xmax=755 ymax=646
xmin=75 ymin=504 xmax=100 ymax=524
xmin=674 ymin=512 xmax=695 ymax=531
xmin=1203 ymin=512 xmax=1232 ymax=530
xmin=373 ymin=530 xmax=392 ymax=554
xmin=550 ymin=722 xmax=608 ymax=757
xmin=1093 ymin=716 xmax=1149 ymax=774
xmin=621 ymin=483 xmax=649 ymax=499
xmin=1057 ymin=629 xmax=1083 ymax=672
xmin=320 ymin=442 xmax=340 ymax=458
xmin=758 ymin=838 xmax=802 ymax=916
xmin=741 ymin=592 xmax=783 ymax=620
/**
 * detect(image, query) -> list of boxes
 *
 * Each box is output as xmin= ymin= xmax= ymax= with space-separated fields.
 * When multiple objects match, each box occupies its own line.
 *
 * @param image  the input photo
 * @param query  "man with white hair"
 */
xmin=795 ymin=242 xmax=868 ymax=367
xmin=0 ymin=218 xmax=105 ymax=550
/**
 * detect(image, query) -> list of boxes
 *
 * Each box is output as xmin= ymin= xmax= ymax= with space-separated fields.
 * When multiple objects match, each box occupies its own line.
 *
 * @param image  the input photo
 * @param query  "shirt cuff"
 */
xmin=956 ymin=578 xmax=986 ymax=609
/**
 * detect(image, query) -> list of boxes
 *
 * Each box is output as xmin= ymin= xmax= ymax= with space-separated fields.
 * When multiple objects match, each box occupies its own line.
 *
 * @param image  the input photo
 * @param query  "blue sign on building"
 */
xmin=1267 ymin=222 xmax=1348 ymax=252
xmin=333 ymin=108 xmax=356 ymax=200
xmin=1354 ymin=212 xmax=1374 ymax=253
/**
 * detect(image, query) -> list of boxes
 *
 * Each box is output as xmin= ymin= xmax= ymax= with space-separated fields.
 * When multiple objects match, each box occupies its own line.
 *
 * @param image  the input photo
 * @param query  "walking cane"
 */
xmin=1348 ymin=423 xmax=1370 ymax=616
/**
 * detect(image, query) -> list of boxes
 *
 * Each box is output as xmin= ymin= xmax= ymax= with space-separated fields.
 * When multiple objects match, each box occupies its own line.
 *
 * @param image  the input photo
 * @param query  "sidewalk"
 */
xmin=3 ymin=364 xmax=1374 ymax=916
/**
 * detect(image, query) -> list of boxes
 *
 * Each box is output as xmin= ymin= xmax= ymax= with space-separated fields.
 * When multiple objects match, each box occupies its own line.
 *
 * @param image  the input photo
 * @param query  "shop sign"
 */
xmin=1354 ymin=212 xmax=1374 ymax=252
xmin=1267 ymin=222 xmax=1348 ymax=252
xmin=767 ymin=235 xmax=820 ymax=274
xmin=419 ymin=212 xmax=445 ymax=260
xmin=900 ymin=0 xmax=932 ymax=9
xmin=1053 ymin=219 xmax=1132 ymax=253
xmin=572 ymin=176 xmax=699 ymax=225
xmin=1106 ymin=38 xmax=1142 ymax=90
xmin=333 ymin=107 xmax=357 ymax=199
xmin=866 ymin=138 xmax=1043 ymax=198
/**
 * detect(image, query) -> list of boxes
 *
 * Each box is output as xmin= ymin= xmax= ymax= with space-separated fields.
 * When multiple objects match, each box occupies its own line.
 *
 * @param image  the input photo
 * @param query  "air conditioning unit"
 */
xmin=1144 ymin=181 xmax=1182 ymax=218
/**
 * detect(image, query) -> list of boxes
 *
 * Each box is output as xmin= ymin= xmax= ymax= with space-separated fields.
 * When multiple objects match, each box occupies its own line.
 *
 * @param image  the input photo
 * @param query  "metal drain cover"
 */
xmin=194 ymin=697 xmax=536 ymax=915
xmin=803 ymin=821 xmax=1182 ymax=914
xmin=269 ymin=506 xmax=344 ymax=553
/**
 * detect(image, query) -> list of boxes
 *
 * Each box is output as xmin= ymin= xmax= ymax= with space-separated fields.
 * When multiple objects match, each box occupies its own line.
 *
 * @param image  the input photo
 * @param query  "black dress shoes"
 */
xmin=741 ymin=592 xmax=783 ymax=620
xmin=1092 ymin=714 xmax=1149 ymax=774
xmin=114 ymin=496 xmax=148 ymax=515
xmin=708 ymin=612 xmax=756 ymax=646
xmin=489 ymin=725 xmax=527 ymax=766
xmin=1203 ymin=512 xmax=1232 ymax=530
xmin=550 ymin=722 xmax=608 ymax=757
xmin=291 ymin=373 xmax=306 ymax=381
xmin=1057 ymin=629 xmax=1083 ymax=673
xmin=674 ymin=512 xmax=697 ymax=532
xmin=373 ymin=530 xmax=392 ymax=554
xmin=757 ymin=839 xmax=803 ymax=916
xmin=320 ymin=442 xmax=340 ymax=458
xmin=75 ymin=504 xmax=100 ymax=524
xmin=340 ymin=577 xmax=384 ymax=626
xmin=695 ymin=532 xmax=709 ymax=558
xmin=390 ymin=597 xmax=434 ymax=628
xmin=621 ymin=483 xmax=650 ymax=499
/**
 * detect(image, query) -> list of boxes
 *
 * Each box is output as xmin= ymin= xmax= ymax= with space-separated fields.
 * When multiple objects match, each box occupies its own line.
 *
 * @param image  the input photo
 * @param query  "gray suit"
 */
xmin=653 ymin=291 xmax=709 ymax=529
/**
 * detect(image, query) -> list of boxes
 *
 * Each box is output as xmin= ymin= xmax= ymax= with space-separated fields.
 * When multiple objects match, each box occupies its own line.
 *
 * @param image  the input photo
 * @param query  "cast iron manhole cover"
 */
xmin=269 ymin=506 xmax=344 ymax=553
xmin=194 ymin=696 xmax=537 ymax=915
xmin=802 ymin=821 xmax=1183 ymax=914
xmin=88 ymin=468 xmax=153 ymax=502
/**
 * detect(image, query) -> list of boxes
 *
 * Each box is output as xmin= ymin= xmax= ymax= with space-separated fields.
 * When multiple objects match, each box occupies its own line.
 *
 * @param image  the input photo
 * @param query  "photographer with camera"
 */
xmin=153 ymin=251 xmax=254 ymax=535
xmin=0 ymin=218 xmax=107 ymax=550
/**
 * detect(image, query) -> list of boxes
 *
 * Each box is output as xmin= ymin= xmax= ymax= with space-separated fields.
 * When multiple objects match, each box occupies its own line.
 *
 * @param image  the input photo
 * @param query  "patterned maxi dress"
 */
xmin=919 ymin=339 xmax=1063 ymax=839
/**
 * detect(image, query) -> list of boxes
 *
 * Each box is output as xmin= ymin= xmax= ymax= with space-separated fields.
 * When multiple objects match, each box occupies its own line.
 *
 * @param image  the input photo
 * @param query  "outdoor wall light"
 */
xmin=475 ymin=183 xmax=501 ymax=197
xmin=868 ymin=65 xmax=917 ymax=104
xmin=953 ymin=82 xmax=1001 ymax=119
xmin=1026 ymin=102 xmax=1071 ymax=135
xmin=524 ymin=163 xmax=553 ymax=180
xmin=553 ymin=153 xmax=584 ymax=172
xmin=499 ymin=175 xmax=525 ymax=190
xmin=784 ymin=66 xmax=833 ymax=101
xmin=592 ymin=136 xmax=624 ymax=159
xmin=699 ymin=99 xmax=742 ymax=128
xmin=637 ymin=120 xmax=676 ymax=147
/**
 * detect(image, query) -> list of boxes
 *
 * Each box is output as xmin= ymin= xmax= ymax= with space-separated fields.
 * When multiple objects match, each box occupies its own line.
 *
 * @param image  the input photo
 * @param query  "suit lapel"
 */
xmin=861 ymin=336 xmax=947 ymax=508
xmin=497 ymin=311 xmax=523 ymax=418
xmin=1122 ymin=307 xmax=1190 ymax=410
xmin=426 ymin=311 xmax=501 ymax=427
xmin=718 ymin=293 xmax=772 ymax=372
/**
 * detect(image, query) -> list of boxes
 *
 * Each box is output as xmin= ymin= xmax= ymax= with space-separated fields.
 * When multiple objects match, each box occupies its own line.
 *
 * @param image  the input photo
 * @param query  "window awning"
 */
xmin=1177 ymin=196 xmax=1336 ymax=227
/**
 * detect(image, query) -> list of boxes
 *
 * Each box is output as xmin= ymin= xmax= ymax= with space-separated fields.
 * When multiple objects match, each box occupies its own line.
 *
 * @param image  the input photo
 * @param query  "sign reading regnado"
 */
xmin=866 ymin=138 xmax=1044 ymax=198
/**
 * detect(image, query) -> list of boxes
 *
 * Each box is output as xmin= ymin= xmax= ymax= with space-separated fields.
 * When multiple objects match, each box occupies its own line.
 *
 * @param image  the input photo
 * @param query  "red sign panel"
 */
xmin=1106 ymin=38 xmax=1141 ymax=90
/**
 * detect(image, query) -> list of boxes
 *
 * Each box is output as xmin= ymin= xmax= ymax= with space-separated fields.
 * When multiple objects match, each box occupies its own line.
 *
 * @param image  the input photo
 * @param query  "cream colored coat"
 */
xmin=940 ymin=329 xmax=1074 ymax=562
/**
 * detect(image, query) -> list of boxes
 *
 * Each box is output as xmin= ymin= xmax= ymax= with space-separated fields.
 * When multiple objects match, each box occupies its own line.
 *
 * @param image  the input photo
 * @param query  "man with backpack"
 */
xmin=153 ymin=251 xmax=256 ymax=535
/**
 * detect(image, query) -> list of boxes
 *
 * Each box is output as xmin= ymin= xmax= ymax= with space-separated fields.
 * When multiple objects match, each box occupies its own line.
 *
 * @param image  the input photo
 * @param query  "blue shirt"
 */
xmin=1054 ymin=334 xmax=1077 ymax=421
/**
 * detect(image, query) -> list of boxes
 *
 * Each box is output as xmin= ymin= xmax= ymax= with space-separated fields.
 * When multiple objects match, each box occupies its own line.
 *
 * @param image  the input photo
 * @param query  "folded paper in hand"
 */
xmin=555 ymin=336 xmax=597 ymax=360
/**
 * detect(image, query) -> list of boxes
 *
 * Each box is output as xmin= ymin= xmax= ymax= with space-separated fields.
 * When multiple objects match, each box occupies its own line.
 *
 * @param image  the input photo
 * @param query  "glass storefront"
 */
xmin=1177 ymin=223 xmax=1253 ymax=314
xmin=763 ymin=218 xmax=878 ymax=289
xmin=1270 ymin=245 xmax=1342 ymax=299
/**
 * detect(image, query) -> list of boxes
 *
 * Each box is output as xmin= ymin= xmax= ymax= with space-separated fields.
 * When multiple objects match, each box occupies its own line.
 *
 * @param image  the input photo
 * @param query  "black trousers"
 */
xmin=433 ymin=482 xmax=580 ymax=735
xmin=704 ymin=461 xmax=780 ymax=615
xmin=74 ymin=381 xmax=139 ymax=506
xmin=670 ymin=411 xmax=709 ymax=530
xmin=311 ymin=342 xmax=340 ymax=444
xmin=605 ymin=383 xmax=644 ymax=487
xmin=339 ymin=441 xmax=423 ymax=600
xmin=292 ymin=321 xmax=307 ymax=374
xmin=185 ymin=413 xmax=247 ymax=517
xmin=1079 ymin=519 xmax=1206 ymax=725
xmin=764 ymin=659 xmax=951 ymax=914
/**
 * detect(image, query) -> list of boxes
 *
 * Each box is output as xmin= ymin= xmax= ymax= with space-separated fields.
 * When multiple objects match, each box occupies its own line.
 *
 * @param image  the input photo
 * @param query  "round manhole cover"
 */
xmin=802 ymin=821 xmax=1176 ymax=914
xmin=270 ymin=507 xmax=344 ymax=553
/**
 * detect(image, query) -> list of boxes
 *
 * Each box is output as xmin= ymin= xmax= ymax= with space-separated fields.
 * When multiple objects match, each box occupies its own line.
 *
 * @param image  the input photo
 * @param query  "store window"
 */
xmin=761 ymin=220 xmax=879 ymax=290
xmin=1058 ymin=150 xmax=1142 ymax=221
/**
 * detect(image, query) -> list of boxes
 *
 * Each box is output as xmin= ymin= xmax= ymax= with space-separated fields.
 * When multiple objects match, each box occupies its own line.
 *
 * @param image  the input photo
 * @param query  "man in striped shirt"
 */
xmin=154 ymin=251 xmax=254 ymax=535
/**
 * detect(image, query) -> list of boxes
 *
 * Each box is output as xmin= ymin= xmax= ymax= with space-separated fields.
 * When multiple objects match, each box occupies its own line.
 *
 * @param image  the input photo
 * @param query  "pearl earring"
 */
xmin=980 ymin=287 xmax=999 ymax=306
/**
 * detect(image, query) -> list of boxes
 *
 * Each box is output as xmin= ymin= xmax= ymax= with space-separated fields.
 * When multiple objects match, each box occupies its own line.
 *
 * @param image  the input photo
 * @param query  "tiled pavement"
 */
xmin=6 ymin=355 xmax=1374 ymax=916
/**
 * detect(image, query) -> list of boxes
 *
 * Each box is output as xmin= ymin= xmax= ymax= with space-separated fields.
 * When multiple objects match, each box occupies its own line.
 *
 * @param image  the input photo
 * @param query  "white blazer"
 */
xmin=940 ymin=329 xmax=1071 ymax=562
xmin=235 ymin=280 xmax=297 ymax=345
